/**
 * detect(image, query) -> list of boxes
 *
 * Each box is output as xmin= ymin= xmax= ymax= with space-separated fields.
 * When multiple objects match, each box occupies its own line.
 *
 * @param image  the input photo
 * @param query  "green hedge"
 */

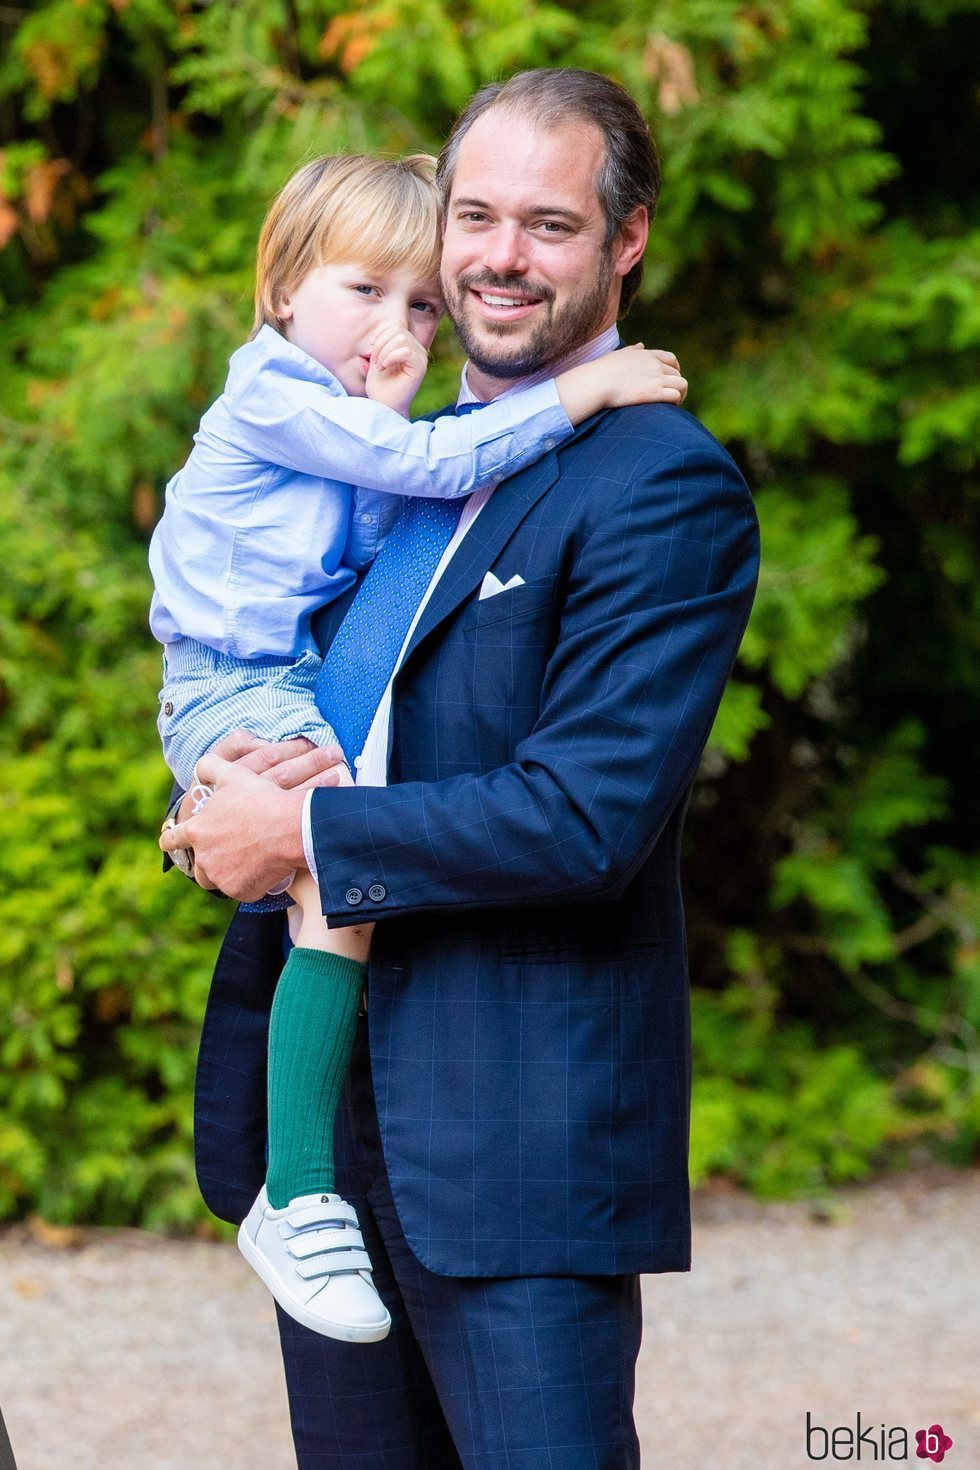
xmin=1 ymin=0 xmax=977 ymax=1224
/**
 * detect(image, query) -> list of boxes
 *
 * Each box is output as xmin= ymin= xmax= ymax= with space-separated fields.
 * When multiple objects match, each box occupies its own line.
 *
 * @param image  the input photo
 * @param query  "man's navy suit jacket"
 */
xmin=193 ymin=400 xmax=760 ymax=1280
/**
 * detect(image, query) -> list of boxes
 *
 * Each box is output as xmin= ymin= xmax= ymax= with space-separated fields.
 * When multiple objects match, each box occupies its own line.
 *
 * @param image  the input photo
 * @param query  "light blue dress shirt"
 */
xmin=149 ymin=325 xmax=571 ymax=661
xmin=148 ymin=325 xmax=573 ymax=789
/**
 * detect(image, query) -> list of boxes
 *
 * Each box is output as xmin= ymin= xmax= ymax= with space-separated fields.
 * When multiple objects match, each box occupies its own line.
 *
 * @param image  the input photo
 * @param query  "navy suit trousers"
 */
xmin=276 ymin=1018 xmax=644 ymax=1470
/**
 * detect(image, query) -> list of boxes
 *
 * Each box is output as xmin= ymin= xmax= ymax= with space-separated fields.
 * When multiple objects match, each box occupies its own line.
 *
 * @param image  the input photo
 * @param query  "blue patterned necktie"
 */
xmin=314 ymin=493 xmax=465 ymax=766
xmin=314 ymin=400 xmax=488 ymax=765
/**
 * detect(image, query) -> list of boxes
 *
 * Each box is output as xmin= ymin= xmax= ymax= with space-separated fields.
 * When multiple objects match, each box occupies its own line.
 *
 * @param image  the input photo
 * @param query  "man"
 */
xmin=163 ymin=68 xmax=760 ymax=1468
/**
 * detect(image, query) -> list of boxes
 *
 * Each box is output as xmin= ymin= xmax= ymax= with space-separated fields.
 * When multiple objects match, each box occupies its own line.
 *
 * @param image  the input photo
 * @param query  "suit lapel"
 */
xmin=398 ymin=405 xmax=611 ymax=669
xmin=398 ymin=450 xmax=559 ymax=668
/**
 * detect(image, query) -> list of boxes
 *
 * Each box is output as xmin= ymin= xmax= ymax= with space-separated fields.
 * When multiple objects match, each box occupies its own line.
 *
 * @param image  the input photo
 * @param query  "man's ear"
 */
xmin=611 ymin=206 xmax=649 ymax=280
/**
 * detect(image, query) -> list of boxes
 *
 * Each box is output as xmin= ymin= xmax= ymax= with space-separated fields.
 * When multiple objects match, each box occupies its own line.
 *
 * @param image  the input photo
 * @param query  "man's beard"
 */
xmin=444 ymin=257 xmax=616 ymax=380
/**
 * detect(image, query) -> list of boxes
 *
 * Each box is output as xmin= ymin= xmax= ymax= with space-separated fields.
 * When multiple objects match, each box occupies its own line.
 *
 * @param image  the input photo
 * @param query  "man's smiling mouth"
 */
xmin=469 ymin=287 xmax=546 ymax=321
xmin=477 ymin=292 xmax=541 ymax=307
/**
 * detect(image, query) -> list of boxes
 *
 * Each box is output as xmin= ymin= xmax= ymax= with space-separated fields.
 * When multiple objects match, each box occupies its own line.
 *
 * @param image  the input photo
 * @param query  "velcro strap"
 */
xmin=280 ymin=1200 xmax=360 ymax=1235
xmin=285 ymin=1226 xmax=365 ymax=1261
xmin=293 ymin=1247 xmax=373 ymax=1281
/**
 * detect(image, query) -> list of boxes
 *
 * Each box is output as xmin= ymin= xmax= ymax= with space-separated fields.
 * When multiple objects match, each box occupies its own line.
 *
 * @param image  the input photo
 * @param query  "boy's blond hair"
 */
xmin=252 ymin=153 xmax=441 ymax=336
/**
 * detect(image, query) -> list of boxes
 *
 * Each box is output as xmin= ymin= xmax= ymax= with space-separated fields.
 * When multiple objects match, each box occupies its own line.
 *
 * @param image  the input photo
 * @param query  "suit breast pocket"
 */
xmin=437 ymin=575 xmax=558 ymax=760
xmin=462 ymin=574 xmax=558 ymax=633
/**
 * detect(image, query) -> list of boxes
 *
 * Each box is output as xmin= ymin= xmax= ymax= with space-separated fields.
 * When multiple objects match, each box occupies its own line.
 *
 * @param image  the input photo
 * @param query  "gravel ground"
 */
xmin=1 ymin=1166 xmax=977 ymax=1469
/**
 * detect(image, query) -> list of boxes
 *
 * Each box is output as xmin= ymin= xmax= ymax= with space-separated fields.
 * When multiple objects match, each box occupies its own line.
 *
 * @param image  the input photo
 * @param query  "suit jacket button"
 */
xmin=345 ymin=887 xmax=363 ymax=905
xmin=368 ymin=884 xmax=386 ymax=902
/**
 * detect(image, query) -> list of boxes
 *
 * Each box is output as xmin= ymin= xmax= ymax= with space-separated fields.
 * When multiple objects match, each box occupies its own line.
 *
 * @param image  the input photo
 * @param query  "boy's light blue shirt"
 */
xmin=148 ymin=325 xmax=571 ymax=661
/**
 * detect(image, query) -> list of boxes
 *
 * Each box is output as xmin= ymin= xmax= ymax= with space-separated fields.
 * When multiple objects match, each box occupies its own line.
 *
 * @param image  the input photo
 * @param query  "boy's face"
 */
xmin=277 ymin=261 xmax=443 ymax=395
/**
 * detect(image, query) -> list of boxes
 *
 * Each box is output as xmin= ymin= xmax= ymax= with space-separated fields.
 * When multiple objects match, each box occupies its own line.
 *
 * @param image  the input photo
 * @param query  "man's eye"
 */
xmin=537 ymin=221 xmax=569 ymax=235
xmin=459 ymin=212 xmax=488 ymax=224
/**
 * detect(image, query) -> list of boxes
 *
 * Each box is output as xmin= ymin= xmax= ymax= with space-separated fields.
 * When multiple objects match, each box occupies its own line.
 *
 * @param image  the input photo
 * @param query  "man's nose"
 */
xmin=481 ymin=223 xmax=529 ymax=278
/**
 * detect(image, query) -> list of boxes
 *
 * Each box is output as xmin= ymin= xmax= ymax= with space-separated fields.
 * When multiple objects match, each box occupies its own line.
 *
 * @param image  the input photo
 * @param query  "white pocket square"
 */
xmin=479 ymin=571 xmax=526 ymax=601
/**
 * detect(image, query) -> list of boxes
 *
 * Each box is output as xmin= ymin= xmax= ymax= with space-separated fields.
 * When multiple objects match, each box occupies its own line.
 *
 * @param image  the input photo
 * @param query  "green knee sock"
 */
xmin=265 ymin=946 xmax=366 ymax=1210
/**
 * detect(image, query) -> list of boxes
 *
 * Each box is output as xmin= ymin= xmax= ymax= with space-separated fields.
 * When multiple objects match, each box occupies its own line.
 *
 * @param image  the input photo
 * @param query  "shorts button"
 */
xmin=368 ymin=884 xmax=386 ymax=902
xmin=163 ymin=701 xmax=174 ymax=716
xmin=345 ymin=887 xmax=363 ymax=906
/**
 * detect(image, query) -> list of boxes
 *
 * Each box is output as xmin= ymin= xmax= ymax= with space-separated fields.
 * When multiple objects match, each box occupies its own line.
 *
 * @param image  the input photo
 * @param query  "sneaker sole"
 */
xmin=238 ymin=1223 xmax=392 ymax=1343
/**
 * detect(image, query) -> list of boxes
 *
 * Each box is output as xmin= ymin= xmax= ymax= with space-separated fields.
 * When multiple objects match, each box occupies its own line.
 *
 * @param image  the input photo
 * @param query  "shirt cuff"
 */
xmin=535 ymin=376 xmax=575 ymax=436
xmin=302 ymin=789 xmax=319 ymax=885
xmin=266 ymin=871 xmax=295 ymax=896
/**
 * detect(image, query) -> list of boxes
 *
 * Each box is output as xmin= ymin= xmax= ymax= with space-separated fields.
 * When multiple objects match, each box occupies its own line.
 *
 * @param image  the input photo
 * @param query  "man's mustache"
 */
xmin=455 ymin=272 xmax=555 ymax=304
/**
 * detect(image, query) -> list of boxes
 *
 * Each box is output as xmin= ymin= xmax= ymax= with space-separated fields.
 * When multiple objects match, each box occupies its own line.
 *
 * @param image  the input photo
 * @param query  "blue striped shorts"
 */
xmin=158 ymin=636 xmax=340 ymax=792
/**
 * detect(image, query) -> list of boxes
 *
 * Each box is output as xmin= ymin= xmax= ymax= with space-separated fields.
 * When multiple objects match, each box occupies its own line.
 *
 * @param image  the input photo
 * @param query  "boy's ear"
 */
xmin=276 ymin=293 xmax=293 ymax=322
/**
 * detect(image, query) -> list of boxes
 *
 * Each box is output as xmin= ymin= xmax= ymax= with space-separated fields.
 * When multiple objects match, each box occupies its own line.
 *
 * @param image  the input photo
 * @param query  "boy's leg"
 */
xmin=266 ymin=873 xmax=371 ymax=1206
xmin=240 ymin=883 xmax=389 ymax=1343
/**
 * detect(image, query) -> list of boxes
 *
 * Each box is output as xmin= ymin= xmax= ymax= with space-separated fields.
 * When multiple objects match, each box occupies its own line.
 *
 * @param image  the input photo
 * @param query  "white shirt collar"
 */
xmin=456 ymin=323 xmax=622 ymax=407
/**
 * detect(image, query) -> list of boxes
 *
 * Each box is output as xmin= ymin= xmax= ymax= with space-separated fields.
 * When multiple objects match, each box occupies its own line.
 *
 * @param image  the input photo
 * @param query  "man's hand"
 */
xmin=161 ymin=731 xmax=351 ymax=899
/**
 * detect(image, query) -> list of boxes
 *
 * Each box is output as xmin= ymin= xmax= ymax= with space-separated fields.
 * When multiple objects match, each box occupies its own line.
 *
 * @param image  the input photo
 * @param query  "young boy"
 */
xmin=149 ymin=153 xmax=687 ymax=1344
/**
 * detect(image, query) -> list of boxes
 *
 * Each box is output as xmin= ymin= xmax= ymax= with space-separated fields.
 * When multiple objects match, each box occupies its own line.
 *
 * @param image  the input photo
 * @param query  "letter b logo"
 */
xmin=806 ymin=1413 xmax=829 ymax=1460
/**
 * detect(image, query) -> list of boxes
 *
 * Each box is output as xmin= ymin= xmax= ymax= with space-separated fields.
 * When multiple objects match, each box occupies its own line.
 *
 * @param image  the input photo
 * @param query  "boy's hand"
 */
xmin=365 ymin=320 xmax=428 ymax=417
xmin=554 ymin=345 xmax=688 ymax=426
xmin=600 ymin=345 xmax=688 ymax=409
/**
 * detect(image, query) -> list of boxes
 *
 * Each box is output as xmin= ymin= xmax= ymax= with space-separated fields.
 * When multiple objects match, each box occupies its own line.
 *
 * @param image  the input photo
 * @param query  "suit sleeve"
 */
xmin=308 ymin=429 xmax=760 ymax=923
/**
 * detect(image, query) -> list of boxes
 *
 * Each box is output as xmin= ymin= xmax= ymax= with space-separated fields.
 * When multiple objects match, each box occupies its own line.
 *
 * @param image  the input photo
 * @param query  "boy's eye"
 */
xmin=353 ymin=284 xmax=379 ymax=296
xmin=411 ymin=300 xmax=440 ymax=316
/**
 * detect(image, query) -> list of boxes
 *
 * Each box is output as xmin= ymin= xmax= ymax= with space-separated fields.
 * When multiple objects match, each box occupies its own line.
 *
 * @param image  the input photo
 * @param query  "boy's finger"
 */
xmin=371 ymin=321 xmax=408 ymax=350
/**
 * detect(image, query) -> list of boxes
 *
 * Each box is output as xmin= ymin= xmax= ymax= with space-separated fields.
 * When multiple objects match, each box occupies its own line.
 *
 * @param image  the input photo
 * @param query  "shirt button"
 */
xmin=359 ymin=513 xmax=373 ymax=525
xmin=544 ymin=438 xmax=555 ymax=449
xmin=345 ymin=887 xmax=363 ymax=906
xmin=368 ymin=884 xmax=386 ymax=903
xmin=163 ymin=701 xmax=174 ymax=717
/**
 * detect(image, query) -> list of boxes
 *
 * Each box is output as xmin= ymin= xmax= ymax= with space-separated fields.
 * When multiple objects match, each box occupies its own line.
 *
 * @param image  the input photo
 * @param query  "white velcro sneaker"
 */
xmin=238 ymin=1187 xmax=391 ymax=1342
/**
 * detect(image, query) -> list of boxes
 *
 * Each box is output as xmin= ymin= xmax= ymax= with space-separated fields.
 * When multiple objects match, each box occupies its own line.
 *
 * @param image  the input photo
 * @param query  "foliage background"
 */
xmin=0 ymin=0 xmax=977 ymax=1227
